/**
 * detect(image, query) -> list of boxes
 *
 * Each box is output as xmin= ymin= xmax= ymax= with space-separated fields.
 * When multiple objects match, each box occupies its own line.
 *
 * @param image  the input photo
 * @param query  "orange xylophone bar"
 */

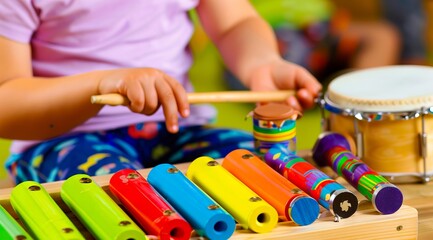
xmin=222 ymin=149 xmax=320 ymax=226
xmin=109 ymin=169 xmax=192 ymax=240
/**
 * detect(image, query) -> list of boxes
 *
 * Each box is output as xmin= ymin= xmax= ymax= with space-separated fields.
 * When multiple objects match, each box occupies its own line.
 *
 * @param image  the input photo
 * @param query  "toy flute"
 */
xmin=222 ymin=149 xmax=319 ymax=226
xmin=313 ymin=132 xmax=403 ymax=214
xmin=264 ymin=144 xmax=358 ymax=219
xmin=10 ymin=181 xmax=84 ymax=239
xmin=0 ymin=204 xmax=32 ymax=240
xmin=147 ymin=164 xmax=236 ymax=240
xmin=186 ymin=156 xmax=278 ymax=233
xmin=61 ymin=174 xmax=147 ymax=240
xmin=109 ymin=169 xmax=192 ymax=240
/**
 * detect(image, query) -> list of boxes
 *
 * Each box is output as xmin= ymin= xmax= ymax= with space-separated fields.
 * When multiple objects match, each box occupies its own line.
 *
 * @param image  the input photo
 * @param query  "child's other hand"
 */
xmin=248 ymin=59 xmax=322 ymax=111
xmin=97 ymin=68 xmax=190 ymax=133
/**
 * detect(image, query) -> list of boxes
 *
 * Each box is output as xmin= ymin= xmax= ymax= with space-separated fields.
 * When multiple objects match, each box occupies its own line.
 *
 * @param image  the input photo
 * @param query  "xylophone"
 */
xmin=0 ymin=150 xmax=418 ymax=240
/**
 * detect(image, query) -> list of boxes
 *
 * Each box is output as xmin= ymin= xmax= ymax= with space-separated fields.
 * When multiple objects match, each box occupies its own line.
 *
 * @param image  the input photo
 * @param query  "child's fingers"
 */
xmin=292 ymin=66 xmax=322 ymax=96
xmin=142 ymin=80 xmax=159 ymax=115
xmin=296 ymin=88 xmax=317 ymax=110
xmin=125 ymin=80 xmax=147 ymax=113
xmin=285 ymin=95 xmax=302 ymax=112
xmin=164 ymin=74 xmax=190 ymax=118
xmin=156 ymin=79 xmax=180 ymax=133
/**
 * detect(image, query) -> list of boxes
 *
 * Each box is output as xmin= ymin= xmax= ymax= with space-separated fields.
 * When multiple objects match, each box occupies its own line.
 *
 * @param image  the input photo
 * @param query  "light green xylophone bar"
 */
xmin=0 ymin=205 xmax=33 ymax=240
xmin=60 ymin=174 xmax=148 ymax=240
xmin=10 ymin=181 xmax=84 ymax=239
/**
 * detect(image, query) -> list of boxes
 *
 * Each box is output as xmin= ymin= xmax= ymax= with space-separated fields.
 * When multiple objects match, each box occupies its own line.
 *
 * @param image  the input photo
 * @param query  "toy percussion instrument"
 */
xmin=0 ymin=203 xmax=32 ymax=240
xmin=222 ymin=149 xmax=319 ymax=225
xmin=264 ymin=144 xmax=358 ymax=219
xmin=147 ymin=164 xmax=236 ymax=240
xmin=313 ymin=132 xmax=404 ymax=214
xmin=61 ymin=174 xmax=147 ymax=240
xmin=0 ymin=163 xmax=419 ymax=239
xmin=186 ymin=156 xmax=279 ymax=233
xmin=10 ymin=181 xmax=84 ymax=239
xmin=250 ymin=103 xmax=300 ymax=155
xmin=319 ymin=65 xmax=433 ymax=183
xmin=109 ymin=169 xmax=192 ymax=240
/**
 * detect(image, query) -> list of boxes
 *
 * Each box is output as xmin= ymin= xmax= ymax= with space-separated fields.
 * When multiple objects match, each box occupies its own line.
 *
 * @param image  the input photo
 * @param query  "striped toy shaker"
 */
xmin=251 ymin=103 xmax=301 ymax=156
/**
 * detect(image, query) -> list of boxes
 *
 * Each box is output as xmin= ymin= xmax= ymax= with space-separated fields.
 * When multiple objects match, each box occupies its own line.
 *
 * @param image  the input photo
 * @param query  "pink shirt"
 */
xmin=0 ymin=0 xmax=216 ymax=153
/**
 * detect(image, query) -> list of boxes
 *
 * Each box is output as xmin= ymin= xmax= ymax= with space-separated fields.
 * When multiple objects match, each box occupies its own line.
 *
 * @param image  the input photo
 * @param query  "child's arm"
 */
xmin=196 ymin=0 xmax=322 ymax=110
xmin=0 ymin=36 xmax=189 ymax=140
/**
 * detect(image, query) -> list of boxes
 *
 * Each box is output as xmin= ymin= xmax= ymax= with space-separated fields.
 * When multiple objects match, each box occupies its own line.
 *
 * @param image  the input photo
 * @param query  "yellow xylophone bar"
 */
xmin=186 ymin=156 xmax=279 ymax=233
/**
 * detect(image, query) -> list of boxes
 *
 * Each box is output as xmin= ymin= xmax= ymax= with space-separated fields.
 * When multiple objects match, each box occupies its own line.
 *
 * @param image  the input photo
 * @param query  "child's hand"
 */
xmin=248 ymin=59 xmax=322 ymax=111
xmin=97 ymin=68 xmax=190 ymax=133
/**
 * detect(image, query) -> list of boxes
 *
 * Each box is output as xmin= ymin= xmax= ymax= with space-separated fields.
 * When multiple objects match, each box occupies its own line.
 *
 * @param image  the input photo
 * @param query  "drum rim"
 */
xmin=325 ymin=65 xmax=433 ymax=116
xmin=321 ymin=94 xmax=433 ymax=121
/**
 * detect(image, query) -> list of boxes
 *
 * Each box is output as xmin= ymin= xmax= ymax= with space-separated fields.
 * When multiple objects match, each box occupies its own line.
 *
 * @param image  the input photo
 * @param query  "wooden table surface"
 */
xmin=395 ymin=181 xmax=433 ymax=240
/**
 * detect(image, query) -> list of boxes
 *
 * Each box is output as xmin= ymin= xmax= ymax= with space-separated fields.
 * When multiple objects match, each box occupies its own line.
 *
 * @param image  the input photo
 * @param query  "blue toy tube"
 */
xmin=148 ymin=163 xmax=236 ymax=240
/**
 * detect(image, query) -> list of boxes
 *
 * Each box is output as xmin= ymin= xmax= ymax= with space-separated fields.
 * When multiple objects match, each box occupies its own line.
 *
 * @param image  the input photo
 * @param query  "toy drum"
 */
xmin=251 ymin=103 xmax=300 ymax=156
xmin=320 ymin=65 xmax=433 ymax=183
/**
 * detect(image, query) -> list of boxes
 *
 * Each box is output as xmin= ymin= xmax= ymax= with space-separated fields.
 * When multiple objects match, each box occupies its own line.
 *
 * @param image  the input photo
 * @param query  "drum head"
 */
xmin=326 ymin=65 xmax=433 ymax=112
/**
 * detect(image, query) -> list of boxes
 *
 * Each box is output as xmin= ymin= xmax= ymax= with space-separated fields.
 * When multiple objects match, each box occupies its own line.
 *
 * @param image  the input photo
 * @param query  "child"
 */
xmin=0 ymin=0 xmax=321 ymax=184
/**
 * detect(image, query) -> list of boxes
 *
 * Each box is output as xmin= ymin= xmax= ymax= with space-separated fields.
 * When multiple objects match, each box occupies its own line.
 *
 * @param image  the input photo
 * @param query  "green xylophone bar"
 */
xmin=10 ymin=181 xmax=84 ymax=239
xmin=0 ymin=204 xmax=32 ymax=240
xmin=61 ymin=174 xmax=147 ymax=240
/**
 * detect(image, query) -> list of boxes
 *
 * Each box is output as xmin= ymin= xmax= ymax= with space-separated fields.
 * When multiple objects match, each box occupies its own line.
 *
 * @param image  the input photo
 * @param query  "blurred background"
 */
xmin=1 ymin=0 xmax=433 ymax=182
xmin=189 ymin=0 xmax=433 ymax=152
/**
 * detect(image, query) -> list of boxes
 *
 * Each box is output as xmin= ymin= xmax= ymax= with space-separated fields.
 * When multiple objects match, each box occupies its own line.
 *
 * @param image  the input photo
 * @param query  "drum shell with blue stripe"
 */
xmin=252 ymin=103 xmax=300 ymax=155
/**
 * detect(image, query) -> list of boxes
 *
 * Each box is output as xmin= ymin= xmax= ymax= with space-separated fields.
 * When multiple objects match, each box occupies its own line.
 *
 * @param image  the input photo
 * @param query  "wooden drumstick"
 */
xmin=90 ymin=90 xmax=295 ymax=106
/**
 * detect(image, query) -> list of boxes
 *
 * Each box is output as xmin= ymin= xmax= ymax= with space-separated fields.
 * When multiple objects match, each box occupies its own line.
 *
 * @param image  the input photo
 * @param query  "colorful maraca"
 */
xmin=264 ymin=144 xmax=358 ymax=219
xmin=312 ymin=132 xmax=403 ymax=214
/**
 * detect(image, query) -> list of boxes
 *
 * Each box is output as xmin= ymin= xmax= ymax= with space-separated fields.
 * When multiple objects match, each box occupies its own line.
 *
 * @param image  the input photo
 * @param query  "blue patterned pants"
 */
xmin=6 ymin=122 xmax=254 ymax=184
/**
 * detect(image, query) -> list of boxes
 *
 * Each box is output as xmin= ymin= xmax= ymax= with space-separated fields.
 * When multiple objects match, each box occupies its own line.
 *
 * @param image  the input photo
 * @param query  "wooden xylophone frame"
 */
xmin=0 ymin=152 xmax=419 ymax=240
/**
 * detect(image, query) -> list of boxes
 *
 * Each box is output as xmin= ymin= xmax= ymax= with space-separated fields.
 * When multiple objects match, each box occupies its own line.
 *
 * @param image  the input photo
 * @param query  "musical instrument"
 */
xmin=319 ymin=65 xmax=433 ymax=183
xmin=250 ymin=103 xmax=300 ymax=155
xmin=147 ymin=164 xmax=235 ymax=240
xmin=61 ymin=174 xmax=147 ymax=239
xmin=0 ymin=158 xmax=418 ymax=239
xmin=110 ymin=169 xmax=192 ymax=240
xmin=10 ymin=181 xmax=84 ymax=239
xmin=0 ymin=204 xmax=32 ymax=239
xmin=222 ymin=149 xmax=319 ymax=226
xmin=264 ymin=144 xmax=358 ymax=219
xmin=313 ymin=132 xmax=403 ymax=214
xmin=186 ymin=156 xmax=279 ymax=233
